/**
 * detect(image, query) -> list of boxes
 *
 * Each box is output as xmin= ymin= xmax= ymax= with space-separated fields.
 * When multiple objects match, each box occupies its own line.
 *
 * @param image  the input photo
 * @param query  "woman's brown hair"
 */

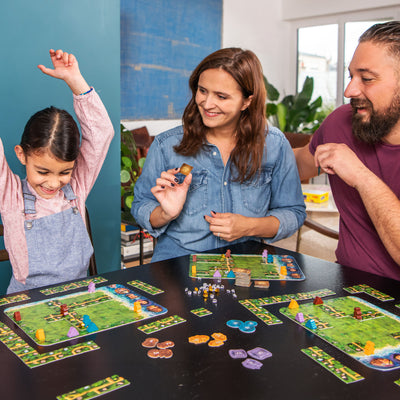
xmin=174 ymin=48 xmax=267 ymax=183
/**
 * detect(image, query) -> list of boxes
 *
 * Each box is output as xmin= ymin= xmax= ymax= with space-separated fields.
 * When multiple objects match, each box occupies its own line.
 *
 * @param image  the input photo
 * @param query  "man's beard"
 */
xmin=351 ymin=95 xmax=400 ymax=144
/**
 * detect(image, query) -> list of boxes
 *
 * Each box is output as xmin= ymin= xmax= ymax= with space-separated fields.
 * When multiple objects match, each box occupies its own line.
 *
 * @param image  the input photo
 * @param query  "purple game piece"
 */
xmin=88 ymin=282 xmax=95 ymax=293
xmin=242 ymin=358 xmax=263 ymax=370
xmin=213 ymin=269 xmax=222 ymax=278
xmin=247 ymin=347 xmax=272 ymax=360
xmin=262 ymin=249 xmax=268 ymax=258
xmin=67 ymin=326 xmax=79 ymax=338
xmin=295 ymin=312 xmax=305 ymax=323
xmin=228 ymin=349 xmax=248 ymax=359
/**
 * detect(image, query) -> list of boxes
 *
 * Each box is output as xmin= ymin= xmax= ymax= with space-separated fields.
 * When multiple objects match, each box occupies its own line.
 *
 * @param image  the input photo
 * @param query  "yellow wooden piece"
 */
xmin=133 ymin=301 xmax=142 ymax=313
xmin=191 ymin=264 xmax=197 ymax=276
xmin=364 ymin=341 xmax=375 ymax=355
xmin=280 ymin=266 xmax=287 ymax=276
xmin=35 ymin=328 xmax=45 ymax=341
xmin=288 ymin=299 xmax=299 ymax=309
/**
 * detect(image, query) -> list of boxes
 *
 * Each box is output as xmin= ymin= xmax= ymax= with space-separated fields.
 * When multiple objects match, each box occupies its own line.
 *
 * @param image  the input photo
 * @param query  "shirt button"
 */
xmin=224 ymin=181 xmax=227 ymax=186
xmin=213 ymin=151 xmax=217 ymax=156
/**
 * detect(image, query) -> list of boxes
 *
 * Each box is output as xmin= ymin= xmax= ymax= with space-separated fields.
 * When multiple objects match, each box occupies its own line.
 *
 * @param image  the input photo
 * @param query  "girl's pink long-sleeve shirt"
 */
xmin=0 ymin=89 xmax=114 ymax=284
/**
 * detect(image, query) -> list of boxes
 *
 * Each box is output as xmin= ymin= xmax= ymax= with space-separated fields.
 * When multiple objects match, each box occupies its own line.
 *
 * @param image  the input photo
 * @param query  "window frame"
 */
xmin=289 ymin=6 xmax=400 ymax=108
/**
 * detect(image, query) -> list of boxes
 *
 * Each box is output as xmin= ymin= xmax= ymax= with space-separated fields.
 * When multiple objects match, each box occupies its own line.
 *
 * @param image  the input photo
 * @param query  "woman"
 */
xmin=132 ymin=47 xmax=305 ymax=262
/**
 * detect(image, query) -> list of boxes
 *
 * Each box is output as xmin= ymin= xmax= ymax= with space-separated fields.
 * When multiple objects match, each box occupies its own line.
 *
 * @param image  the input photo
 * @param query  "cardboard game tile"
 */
xmin=40 ymin=276 xmax=108 ymax=296
xmin=0 ymin=322 xmax=99 ymax=368
xmin=56 ymin=375 xmax=130 ymax=400
xmin=127 ymin=280 xmax=164 ymax=295
xmin=5 ymin=284 xmax=167 ymax=346
xmin=189 ymin=253 xmax=305 ymax=281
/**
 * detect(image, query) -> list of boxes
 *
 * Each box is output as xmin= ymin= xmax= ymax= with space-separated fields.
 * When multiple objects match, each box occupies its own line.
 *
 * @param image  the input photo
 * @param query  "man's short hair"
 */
xmin=360 ymin=21 xmax=400 ymax=59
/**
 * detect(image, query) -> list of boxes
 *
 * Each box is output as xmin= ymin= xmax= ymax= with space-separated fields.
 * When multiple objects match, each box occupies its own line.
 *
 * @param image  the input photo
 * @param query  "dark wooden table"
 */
xmin=2 ymin=240 xmax=400 ymax=399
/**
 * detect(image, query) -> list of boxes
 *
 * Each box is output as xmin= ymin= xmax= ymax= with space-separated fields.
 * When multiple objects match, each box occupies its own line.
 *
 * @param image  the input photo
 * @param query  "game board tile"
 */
xmin=56 ymin=374 xmax=130 ymax=400
xmin=243 ymin=289 xmax=336 ymax=308
xmin=343 ymin=284 xmax=394 ymax=301
xmin=40 ymin=276 xmax=108 ymax=296
xmin=189 ymin=253 xmax=305 ymax=281
xmin=281 ymin=296 xmax=400 ymax=371
xmin=4 ymin=284 xmax=167 ymax=346
xmin=301 ymin=346 xmax=364 ymax=384
xmin=127 ymin=280 xmax=164 ymax=295
xmin=239 ymin=302 xmax=282 ymax=325
xmin=0 ymin=321 xmax=100 ymax=368
xmin=138 ymin=315 xmax=186 ymax=334
xmin=191 ymin=307 xmax=212 ymax=317
xmin=0 ymin=293 xmax=30 ymax=306
xmin=394 ymin=377 xmax=400 ymax=387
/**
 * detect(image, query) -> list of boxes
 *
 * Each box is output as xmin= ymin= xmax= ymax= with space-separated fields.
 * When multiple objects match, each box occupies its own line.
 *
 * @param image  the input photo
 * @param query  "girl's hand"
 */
xmin=151 ymin=168 xmax=192 ymax=223
xmin=37 ymin=49 xmax=90 ymax=95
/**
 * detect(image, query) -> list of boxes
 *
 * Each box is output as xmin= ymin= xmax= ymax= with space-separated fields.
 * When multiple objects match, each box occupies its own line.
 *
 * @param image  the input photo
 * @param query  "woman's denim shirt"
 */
xmin=132 ymin=125 xmax=306 ymax=262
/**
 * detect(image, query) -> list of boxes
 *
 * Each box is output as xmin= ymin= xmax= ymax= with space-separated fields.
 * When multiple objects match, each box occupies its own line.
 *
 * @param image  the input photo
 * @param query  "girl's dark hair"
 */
xmin=174 ymin=47 xmax=267 ymax=183
xmin=20 ymin=106 xmax=80 ymax=161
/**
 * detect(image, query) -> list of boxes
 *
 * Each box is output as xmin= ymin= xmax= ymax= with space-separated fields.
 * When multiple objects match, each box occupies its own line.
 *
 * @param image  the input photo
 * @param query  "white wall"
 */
xmin=282 ymin=0 xmax=400 ymax=20
xmin=222 ymin=0 xmax=290 ymax=99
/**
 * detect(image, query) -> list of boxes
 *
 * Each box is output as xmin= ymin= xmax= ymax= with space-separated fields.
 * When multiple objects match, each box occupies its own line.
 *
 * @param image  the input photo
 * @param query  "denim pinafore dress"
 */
xmin=7 ymin=180 xmax=93 ymax=294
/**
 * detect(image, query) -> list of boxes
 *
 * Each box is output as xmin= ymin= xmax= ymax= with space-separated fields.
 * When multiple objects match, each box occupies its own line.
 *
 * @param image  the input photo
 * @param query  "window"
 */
xmin=293 ymin=6 xmax=400 ymax=111
xmin=297 ymin=24 xmax=338 ymax=108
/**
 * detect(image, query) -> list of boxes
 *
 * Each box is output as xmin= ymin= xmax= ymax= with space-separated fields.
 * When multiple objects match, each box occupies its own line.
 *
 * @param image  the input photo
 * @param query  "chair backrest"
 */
xmin=0 ymin=224 xmax=10 ymax=262
xmin=284 ymin=133 xmax=339 ymax=248
xmin=130 ymin=126 xmax=154 ymax=160
xmin=85 ymin=207 xmax=98 ymax=276
xmin=0 ymin=209 xmax=97 ymax=275
xmin=283 ymin=132 xmax=312 ymax=149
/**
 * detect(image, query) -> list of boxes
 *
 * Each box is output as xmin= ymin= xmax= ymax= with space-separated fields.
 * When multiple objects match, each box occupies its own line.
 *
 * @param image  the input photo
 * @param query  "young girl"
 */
xmin=0 ymin=49 xmax=114 ymax=293
xmin=133 ymin=48 xmax=306 ymax=262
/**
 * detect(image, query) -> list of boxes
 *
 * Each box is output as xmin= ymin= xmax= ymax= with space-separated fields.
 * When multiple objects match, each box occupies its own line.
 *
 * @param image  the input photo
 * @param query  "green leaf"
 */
xmin=264 ymin=76 xmax=280 ymax=101
xmin=138 ymin=157 xmax=146 ymax=168
xmin=125 ymin=195 xmax=134 ymax=209
xmin=121 ymin=143 xmax=131 ymax=157
xmin=120 ymin=169 xmax=131 ymax=183
xmin=276 ymin=103 xmax=287 ymax=132
xmin=295 ymin=76 xmax=313 ymax=109
xmin=266 ymin=103 xmax=278 ymax=117
xmin=121 ymin=156 xmax=132 ymax=168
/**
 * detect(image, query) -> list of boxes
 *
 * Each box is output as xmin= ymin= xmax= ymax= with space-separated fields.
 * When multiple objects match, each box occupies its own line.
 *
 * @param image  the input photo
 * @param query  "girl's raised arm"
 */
xmin=37 ymin=49 xmax=90 ymax=95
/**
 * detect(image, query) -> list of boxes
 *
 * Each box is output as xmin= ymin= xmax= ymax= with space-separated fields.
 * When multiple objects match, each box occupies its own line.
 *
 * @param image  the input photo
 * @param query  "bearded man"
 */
xmin=295 ymin=21 xmax=400 ymax=280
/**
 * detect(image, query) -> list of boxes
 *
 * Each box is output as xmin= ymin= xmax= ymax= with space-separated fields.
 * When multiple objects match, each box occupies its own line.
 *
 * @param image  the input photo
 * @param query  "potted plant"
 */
xmin=120 ymin=123 xmax=146 ymax=224
xmin=264 ymin=76 xmax=330 ymax=146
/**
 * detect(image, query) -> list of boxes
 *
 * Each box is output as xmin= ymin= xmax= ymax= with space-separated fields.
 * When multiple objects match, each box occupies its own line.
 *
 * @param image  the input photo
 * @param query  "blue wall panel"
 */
xmin=121 ymin=0 xmax=222 ymax=120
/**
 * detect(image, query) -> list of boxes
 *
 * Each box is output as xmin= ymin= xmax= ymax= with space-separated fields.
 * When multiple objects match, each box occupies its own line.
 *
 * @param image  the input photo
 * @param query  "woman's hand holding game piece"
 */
xmin=150 ymin=168 xmax=192 ymax=227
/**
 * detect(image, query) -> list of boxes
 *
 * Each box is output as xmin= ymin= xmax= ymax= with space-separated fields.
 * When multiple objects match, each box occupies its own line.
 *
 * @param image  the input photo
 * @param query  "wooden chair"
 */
xmin=0 ymin=207 xmax=98 ymax=276
xmin=0 ymin=224 xmax=9 ymax=262
xmin=130 ymin=126 xmax=154 ymax=160
xmin=85 ymin=207 xmax=98 ymax=276
xmin=283 ymin=132 xmax=339 ymax=250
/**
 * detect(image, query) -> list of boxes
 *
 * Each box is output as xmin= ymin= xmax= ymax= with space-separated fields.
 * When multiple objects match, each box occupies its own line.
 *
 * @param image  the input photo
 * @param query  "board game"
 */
xmin=189 ymin=252 xmax=305 ymax=280
xmin=4 ymin=284 xmax=167 ymax=346
xmin=280 ymin=295 xmax=400 ymax=371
